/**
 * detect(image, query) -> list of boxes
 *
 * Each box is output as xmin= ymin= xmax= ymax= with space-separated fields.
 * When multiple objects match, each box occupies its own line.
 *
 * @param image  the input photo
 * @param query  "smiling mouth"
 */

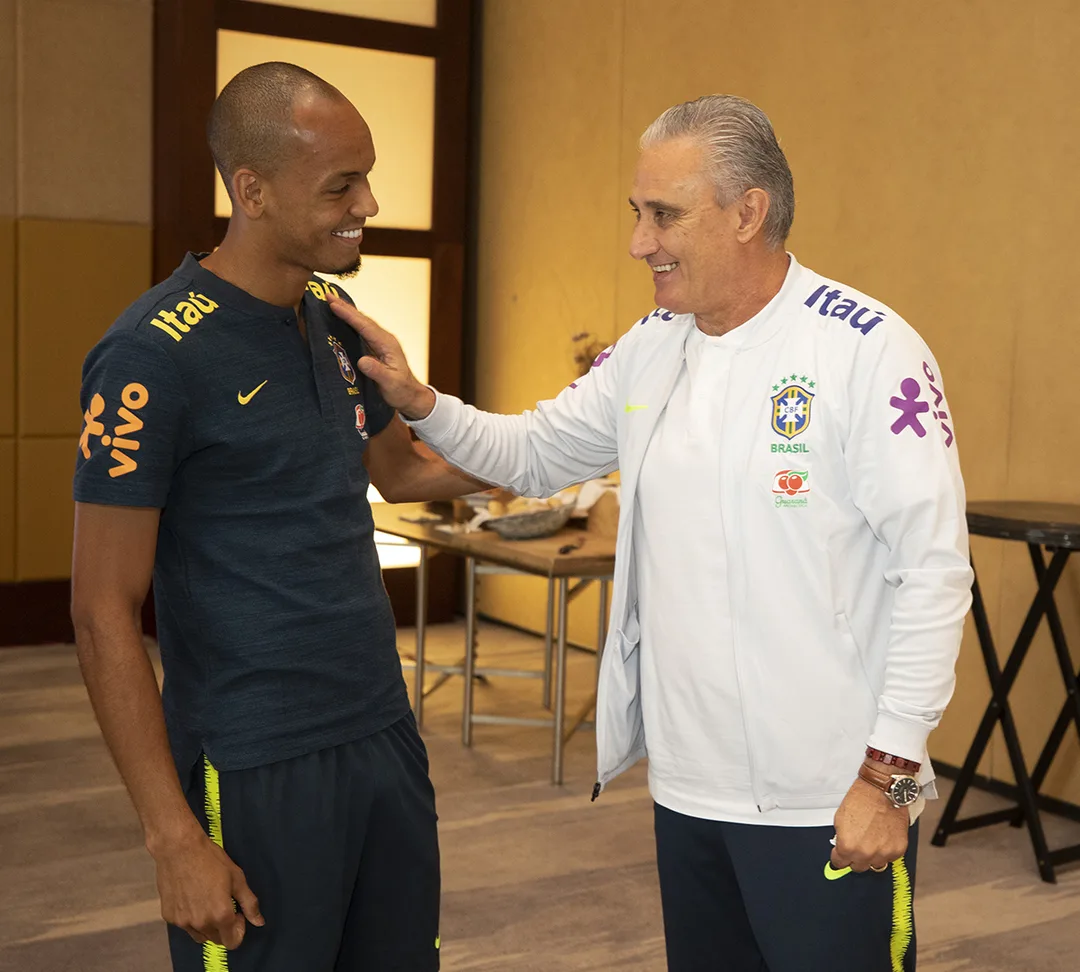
xmin=651 ymin=262 xmax=678 ymax=273
xmin=332 ymin=228 xmax=363 ymax=241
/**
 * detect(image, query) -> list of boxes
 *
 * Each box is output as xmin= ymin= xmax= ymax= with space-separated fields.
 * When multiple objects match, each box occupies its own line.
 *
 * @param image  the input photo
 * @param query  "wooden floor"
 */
xmin=2 ymin=622 xmax=1080 ymax=971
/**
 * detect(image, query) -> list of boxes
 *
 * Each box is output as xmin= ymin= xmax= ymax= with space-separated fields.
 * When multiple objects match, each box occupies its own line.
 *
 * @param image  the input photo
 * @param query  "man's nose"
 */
xmin=629 ymin=221 xmax=658 ymax=261
xmin=353 ymin=187 xmax=379 ymax=220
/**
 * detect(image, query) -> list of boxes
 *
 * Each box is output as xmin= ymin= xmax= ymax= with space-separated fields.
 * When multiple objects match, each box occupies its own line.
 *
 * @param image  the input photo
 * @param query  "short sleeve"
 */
xmin=73 ymin=329 xmax=190 ymax=508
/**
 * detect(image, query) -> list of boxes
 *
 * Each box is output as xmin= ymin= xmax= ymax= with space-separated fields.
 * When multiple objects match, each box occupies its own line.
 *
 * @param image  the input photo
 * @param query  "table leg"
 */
xmin=552 ymin=577 xmax=570 ymax=785
xmin=462 ymin=556 xmax=477 ymax=747
xmin=414 ymin=545 xmax=429 ymax=728
xmin=542 ymin=577 xmax=555 ymax=710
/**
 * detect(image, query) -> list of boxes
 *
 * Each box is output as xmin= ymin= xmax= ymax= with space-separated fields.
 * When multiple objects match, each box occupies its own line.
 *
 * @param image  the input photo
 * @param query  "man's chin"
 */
xmin=320 ymin=254 xmax=363 ymax=278
xmin=653 ymin=288 xmax=685 ymax=315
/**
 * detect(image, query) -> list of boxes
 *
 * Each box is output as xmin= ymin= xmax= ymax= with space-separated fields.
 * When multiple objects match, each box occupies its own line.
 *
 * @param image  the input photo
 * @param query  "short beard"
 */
xmin=325 ymin=254 xmax=362 ymax=278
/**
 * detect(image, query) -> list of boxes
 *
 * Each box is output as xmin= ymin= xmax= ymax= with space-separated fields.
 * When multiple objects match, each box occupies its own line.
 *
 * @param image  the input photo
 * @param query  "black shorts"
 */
xmin=654 ymin=803 xmax=918 ymax=972
xmin=169 ymin=714 xmax=440 ymax=972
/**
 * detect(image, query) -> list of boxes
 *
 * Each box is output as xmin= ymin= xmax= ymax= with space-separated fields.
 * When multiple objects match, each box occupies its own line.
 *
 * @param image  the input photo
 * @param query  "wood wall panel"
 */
xmin=17 ymin=219 xmax=151 ymax=437
xmin=0 ymin=219 xmax=13 ymax=436
xmin=17 ymin=0 xmax=152 ymax=223
xmin=0 ymin=0 xmax=15 ymax=219
xmin=0 ymin=438 xmax=14 ymax=581
xmin=478 ymin=0 xmax=1080 ymax=802
xmin=15 ymin=437 xmax=78 ymax=581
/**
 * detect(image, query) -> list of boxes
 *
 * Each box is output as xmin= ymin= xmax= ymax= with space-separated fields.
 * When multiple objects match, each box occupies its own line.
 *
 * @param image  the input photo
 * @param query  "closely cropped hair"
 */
xmin=208 ymin=62 xmax=343 ymax=196
xmin=641 ymin=95 xmax=795 ymax=249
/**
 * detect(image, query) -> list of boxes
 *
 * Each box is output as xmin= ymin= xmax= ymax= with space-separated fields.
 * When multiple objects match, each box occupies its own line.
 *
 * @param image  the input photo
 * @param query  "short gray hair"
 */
xmin=640 ymin=95 xmax=794 ymax=249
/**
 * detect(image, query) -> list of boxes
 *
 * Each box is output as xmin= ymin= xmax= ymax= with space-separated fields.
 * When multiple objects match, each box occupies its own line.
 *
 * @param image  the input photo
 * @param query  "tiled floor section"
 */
xmin=2 ymin=623 xmax=1079 ymax=970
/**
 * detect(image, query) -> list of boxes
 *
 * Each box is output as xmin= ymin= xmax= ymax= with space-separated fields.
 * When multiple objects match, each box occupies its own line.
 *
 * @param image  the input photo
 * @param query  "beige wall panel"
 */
xmin=0 ymin=438 xmax=14 ymax=580
xmin=475 ymin=0 xmax=623 ymax=634
xmin=0 ymin=218 xmax=14 ymax=436
xmin=18 ymin=0 xmax=152 ymax=223
xmin=0 ymin=0 xmax=15 ymax=218
xmin=16 ymin=436 xmax=77 ymax=580
xmin=478 ymin=574 xmax=605 ymax=659
xmin=475 ymin=0 xmax=623 ymax=416
xmin=18 ymin=219 xmax=151 ymax=436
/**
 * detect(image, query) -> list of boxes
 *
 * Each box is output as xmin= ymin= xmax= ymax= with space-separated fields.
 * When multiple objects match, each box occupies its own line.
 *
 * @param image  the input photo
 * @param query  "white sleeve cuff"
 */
xmin=867 ymin=712 xmax=931 ymax=764
xmin=403 ymin=387 xmax=461 ymax=443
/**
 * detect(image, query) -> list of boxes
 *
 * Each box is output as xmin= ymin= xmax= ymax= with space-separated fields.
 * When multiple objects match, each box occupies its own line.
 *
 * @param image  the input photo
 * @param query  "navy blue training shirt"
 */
xmin=74 ymin=253 xmax=409 ymax=775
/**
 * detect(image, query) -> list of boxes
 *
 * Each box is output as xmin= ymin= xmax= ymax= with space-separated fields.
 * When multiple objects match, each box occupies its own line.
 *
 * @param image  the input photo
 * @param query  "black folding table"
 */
xmin=931 ymin=501 xmax=1080 ymax=883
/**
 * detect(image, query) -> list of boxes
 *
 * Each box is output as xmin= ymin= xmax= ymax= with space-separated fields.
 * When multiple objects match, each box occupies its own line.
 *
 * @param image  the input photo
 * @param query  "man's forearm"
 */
xmin=387 ymin=452 xmax=490 ymax=503
xmin=74 ymin=613 xmax=201 ymax=852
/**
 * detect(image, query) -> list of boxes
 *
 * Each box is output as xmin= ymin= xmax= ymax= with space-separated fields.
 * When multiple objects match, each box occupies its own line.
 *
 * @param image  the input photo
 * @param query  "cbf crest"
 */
xmin=327 ymin=335 xmax=357 ymax=385
xmin=770 ymin=374 xmax=815 ymax=440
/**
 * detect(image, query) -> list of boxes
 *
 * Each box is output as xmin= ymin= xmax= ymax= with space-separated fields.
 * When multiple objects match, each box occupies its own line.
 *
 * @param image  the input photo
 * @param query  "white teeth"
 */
xmin=333 ymin=229 xmax=363 ymax=239
xmin=653 ymin=262 xmax=678 ymax=272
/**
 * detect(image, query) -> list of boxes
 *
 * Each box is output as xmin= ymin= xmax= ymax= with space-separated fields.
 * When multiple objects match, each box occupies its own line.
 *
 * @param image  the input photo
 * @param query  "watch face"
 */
xmin=888 ymin=776 xmax=921 ymax=807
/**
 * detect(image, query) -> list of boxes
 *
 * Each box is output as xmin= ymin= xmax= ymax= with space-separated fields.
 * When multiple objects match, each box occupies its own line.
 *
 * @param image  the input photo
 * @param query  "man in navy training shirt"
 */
xmin=71 ymin=62 xmax=485 ymax=972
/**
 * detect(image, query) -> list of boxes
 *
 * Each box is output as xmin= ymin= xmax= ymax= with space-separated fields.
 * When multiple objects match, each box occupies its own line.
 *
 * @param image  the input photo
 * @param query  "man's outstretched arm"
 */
xmin=330 ymin=297 xmax=621 ymax=496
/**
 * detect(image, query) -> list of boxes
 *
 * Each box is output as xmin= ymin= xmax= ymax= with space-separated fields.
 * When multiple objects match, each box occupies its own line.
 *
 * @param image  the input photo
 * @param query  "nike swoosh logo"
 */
xmin=823 ymin=861 xmax=852 ymax=881
xmin=238 ymin=380 xmax=268 ymax=405
xmin=624 ymin=403 xmax=648 ymax=413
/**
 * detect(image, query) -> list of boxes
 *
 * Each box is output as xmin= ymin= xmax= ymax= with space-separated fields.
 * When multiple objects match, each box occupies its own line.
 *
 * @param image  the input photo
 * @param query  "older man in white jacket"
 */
xmin=332 ymin=95 xmax=971 ymax=972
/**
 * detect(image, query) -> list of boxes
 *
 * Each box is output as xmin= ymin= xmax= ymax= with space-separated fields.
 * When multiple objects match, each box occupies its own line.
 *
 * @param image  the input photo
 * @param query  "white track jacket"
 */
xmin=409 ymin=255 xmax=973 ymax=811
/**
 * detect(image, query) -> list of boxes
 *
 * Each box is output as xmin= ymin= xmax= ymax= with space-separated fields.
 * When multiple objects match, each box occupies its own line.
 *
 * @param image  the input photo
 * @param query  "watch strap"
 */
xmin=858 ymin=762 xmax=895 ymax=792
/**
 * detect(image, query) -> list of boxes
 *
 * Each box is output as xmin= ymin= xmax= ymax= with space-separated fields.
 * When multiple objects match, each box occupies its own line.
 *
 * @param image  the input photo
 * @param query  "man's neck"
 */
xmin=695 ymin=250 xmax=791 ymax=337
xmin=200 ymin=227 xmax=310 ymax=313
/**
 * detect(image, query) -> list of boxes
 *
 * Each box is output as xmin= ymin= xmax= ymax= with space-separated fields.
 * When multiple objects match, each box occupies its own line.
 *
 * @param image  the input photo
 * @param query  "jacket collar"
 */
xmin=700 ymin=252 xmax=806 ymax=351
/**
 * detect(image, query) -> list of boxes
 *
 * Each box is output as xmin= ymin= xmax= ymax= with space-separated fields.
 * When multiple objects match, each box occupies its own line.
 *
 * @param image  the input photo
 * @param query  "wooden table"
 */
xmin=932 ymin=501 xmax=1080 ymax=882
xmin=373 ymin=502 xmax=616 ymax=783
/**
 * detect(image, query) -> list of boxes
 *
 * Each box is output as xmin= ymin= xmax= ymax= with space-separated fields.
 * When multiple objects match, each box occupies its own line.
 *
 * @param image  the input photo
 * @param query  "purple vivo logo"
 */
xmin=889 ymin=363 xmax=954 ymax=447
xmin=890 ymin=378 xmax=929 ymax=437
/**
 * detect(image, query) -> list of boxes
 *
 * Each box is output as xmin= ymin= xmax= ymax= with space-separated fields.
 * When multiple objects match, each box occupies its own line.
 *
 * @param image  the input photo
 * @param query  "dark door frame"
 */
xmin=151 ymin=0 xmax=478 ymax=627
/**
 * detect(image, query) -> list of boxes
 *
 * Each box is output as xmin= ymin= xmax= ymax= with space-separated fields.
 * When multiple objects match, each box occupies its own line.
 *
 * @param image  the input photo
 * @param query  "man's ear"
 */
xmin=735 ymin=187 xmax=771 ymax=244
xmin=230 ymin=168 xmax=265 ymax=219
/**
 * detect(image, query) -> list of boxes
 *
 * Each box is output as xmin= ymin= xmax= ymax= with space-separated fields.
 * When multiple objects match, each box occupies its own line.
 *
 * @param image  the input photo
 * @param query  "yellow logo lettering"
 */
xmin=108 ymin=449 xmax=139 ymax=478
xmin=150 ymin=318 xmax=182 ymax=342
xmin=79 ymin=382 xmax=149 ymax=477
xmin=190 ymin=292 xmax=217 ymax=313
xmin=147 ymin=295 xmax=219 ymax=343
xmin=122 ymin=383 xmax=149 ymax=409
xmin=176 ymin=301 xmax=203 ymax=327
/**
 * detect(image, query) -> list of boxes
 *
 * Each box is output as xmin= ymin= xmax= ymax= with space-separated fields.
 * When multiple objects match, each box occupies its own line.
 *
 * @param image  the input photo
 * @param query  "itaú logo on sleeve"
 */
xmin=772 ymin=469 xmax=810 ymax=508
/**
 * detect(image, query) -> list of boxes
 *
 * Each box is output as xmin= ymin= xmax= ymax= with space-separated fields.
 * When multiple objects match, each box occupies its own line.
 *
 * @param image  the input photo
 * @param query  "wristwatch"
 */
xmin=858 ymin=761 xmax=922 ymax=809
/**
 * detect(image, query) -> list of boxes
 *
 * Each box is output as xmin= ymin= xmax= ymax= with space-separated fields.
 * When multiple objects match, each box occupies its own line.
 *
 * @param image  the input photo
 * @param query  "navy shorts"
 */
xmin=654 ymin=803 xmax=918 ymax=972
xmin=168 ymin=714 xmax=440 ymax=972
